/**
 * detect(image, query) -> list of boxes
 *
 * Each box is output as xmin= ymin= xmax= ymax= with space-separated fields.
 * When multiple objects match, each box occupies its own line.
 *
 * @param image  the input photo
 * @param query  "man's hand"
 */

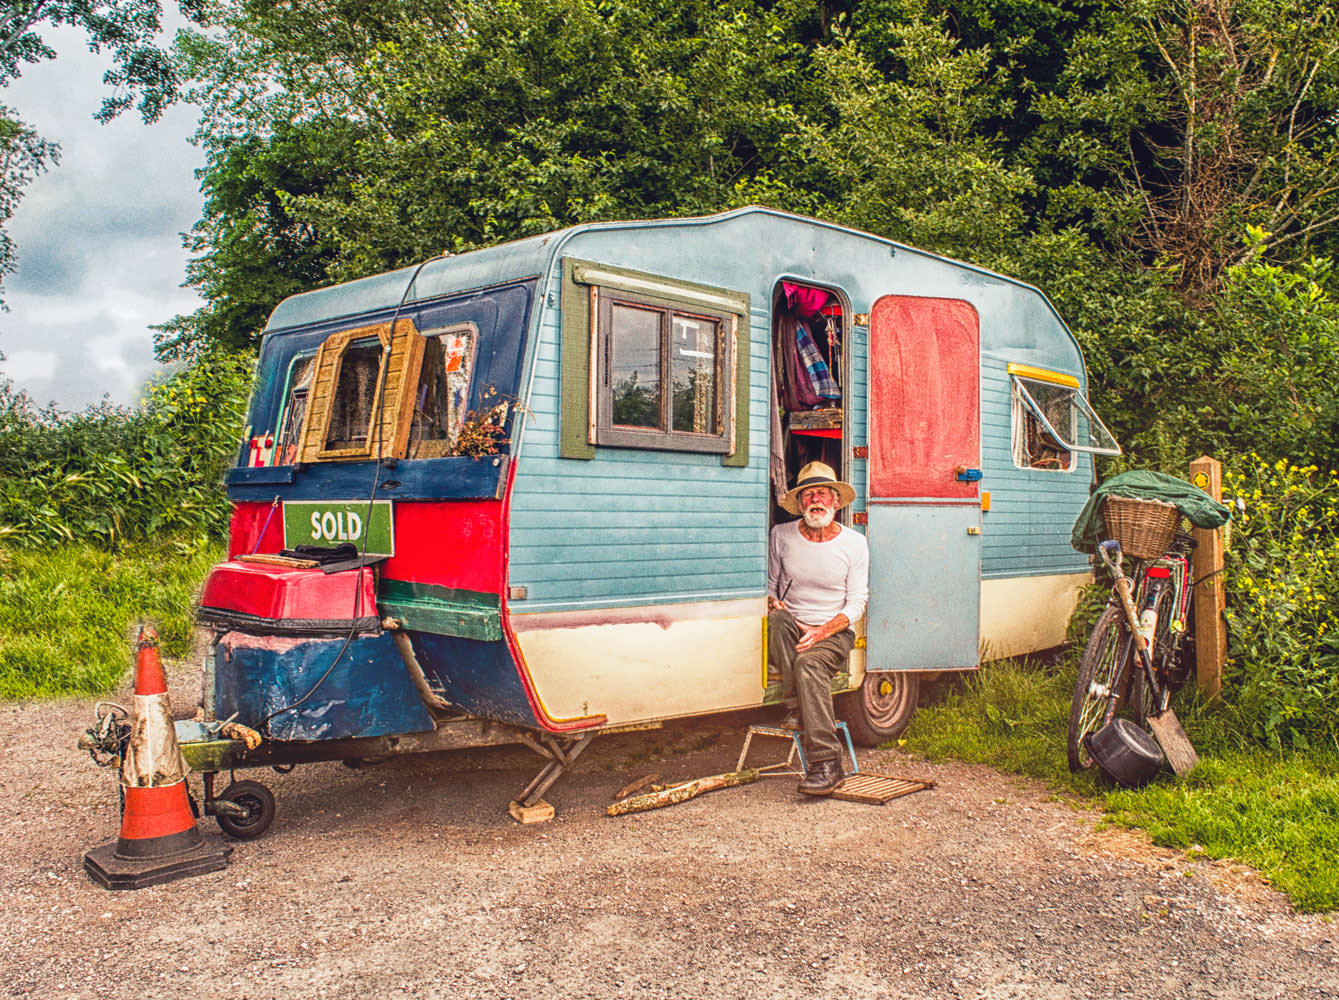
xmin=767 ymin=596 xmax=788 ymax=612
xmin=795 ymin=613 xmax=850 ymax=652
xmin=795 ymin=623 xmax=828 ymax=652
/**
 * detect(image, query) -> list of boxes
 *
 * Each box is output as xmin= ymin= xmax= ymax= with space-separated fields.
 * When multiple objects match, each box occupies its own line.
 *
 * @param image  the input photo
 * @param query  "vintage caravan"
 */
xmin=196 ymin=207 xmax=1119 ymax=816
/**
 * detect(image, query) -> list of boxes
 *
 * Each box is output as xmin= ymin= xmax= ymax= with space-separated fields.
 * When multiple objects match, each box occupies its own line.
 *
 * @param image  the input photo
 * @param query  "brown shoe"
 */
xmin=798 ymin=757 xmax=843 ymax=796
xmin=779 ymin=711 xmax=802 ymax=731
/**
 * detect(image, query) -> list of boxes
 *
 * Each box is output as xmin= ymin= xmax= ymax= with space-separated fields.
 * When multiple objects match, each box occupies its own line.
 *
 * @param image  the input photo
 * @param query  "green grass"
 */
xmin=0 ymin=538 xmax=223 ymax=699
xmin=902 ymin=658 xmax=1339 ymax=913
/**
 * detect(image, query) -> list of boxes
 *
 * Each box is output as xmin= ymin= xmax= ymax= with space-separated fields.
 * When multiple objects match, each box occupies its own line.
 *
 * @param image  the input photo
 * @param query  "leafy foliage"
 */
xmin=0 ymin=108 xmax=58 ymax=302
xmin=0 ymin=0 xmax=205 ymax=122
xmin=1221 ymin=458 xmax=1339 ymax=750
xmin=0 ymin=350 xmax=252 ymax=548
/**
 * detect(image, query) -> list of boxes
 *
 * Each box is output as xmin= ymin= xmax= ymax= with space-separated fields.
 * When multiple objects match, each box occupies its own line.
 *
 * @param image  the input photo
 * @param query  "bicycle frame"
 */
xmin=1096 ymin=540 xmax=1159 ymax=688
xmin=1096 ymin=536 xmax=1194 ymax=703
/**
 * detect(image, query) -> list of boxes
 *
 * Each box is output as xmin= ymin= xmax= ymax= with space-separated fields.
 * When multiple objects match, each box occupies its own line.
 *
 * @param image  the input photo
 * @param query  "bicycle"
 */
xmin=1066 ymin=500 xmax=1197 ymax=775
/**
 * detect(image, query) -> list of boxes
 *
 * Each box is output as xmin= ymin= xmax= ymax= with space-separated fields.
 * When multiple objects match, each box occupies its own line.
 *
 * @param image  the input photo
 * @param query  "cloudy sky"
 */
xmin=1 ymin=22 xmax=205 ymax=412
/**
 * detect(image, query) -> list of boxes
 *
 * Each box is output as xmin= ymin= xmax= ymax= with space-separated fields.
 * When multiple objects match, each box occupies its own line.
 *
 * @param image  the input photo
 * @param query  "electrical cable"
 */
xmin=260 ymin=254 xmax=447 ymax=736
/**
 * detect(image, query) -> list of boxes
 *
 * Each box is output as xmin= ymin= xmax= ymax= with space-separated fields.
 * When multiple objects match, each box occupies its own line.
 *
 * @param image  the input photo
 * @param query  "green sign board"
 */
xmin=283 ymin=501 xmax=394 ymax=557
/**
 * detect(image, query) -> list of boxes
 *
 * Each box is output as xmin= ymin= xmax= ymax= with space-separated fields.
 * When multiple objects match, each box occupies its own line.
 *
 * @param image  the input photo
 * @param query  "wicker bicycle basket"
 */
xmin=1100 ymin=496 xmax=1181 ymax=560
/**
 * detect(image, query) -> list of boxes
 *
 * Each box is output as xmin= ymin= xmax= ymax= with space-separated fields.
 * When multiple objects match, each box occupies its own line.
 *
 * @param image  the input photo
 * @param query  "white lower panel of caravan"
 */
xmin=979 ymin=571 xmax=1091 ymax=660
xmin=510 ymin=598 xmax=767 ymax=725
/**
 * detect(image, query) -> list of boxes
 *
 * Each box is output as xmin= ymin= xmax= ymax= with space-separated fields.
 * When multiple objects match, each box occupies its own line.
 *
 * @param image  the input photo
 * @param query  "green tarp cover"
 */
xmin=1070 ymin=470 xmax=1232 ymax=554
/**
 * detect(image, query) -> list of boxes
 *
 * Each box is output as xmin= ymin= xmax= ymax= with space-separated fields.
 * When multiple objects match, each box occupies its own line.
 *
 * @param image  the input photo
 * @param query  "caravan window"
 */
xmin=273 ymin=353 xmax=317 ymax=465
xmin=325 ymin=337 xmax=385 ymax=451
xmin=406 ymin=324 xmax=478 ymax=459
xmin=1009 ymin=364 xmax=1120 ymax=470
xmin=596 ymin=289 xmax=731 ymax=453
xmin=294 ymin=318 xmax=418 ymax=463
xmin=599 ymin=295 xmax=723 ymax=447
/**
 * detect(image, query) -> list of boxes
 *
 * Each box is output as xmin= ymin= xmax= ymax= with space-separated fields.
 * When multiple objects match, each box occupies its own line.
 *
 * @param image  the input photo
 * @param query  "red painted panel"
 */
xmin=228 ymin=499 xmax=505 ymax=593
xmin=229 ymin=502 xmax=285 ymax=558
xmin=868 ymin=296 xmax=981 ymax=499
xmin=382 ymin=500 xmax=506 ymax=593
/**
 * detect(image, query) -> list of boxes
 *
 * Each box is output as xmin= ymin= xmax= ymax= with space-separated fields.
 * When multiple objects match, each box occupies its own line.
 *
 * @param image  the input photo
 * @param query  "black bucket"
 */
xmin=1088 ymin=718 xmax=1164 ymax=788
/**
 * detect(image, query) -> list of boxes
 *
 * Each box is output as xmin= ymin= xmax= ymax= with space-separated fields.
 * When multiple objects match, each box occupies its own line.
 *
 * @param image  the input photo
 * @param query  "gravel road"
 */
xmin=3 ymin=661 xmax=1336 ymax=1000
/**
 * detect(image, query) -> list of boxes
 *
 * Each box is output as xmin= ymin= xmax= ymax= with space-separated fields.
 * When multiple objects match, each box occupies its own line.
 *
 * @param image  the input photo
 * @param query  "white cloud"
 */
xmin=0 ymin=20 xmax=205 ymax=411
xmin=1 ymin=348 xmax=57 ymax=381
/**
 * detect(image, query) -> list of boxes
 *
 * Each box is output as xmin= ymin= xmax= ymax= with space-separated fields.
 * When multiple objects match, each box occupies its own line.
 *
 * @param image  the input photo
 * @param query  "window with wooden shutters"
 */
xmin=297 ymin=318 xmax=423 ymax=463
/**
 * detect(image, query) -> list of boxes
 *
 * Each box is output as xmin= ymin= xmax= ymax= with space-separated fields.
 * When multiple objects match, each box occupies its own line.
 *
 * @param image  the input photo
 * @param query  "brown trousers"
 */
xmin=768 ymin=608 xmax=853 ymax=763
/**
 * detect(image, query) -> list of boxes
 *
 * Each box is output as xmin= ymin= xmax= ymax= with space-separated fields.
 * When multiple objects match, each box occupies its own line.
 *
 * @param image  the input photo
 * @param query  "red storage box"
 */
xmin=197 ymin=560 xmax=379 ymax=636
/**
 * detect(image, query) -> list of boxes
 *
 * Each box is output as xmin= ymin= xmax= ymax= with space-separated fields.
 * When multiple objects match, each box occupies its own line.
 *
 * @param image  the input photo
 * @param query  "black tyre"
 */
xmin=1067 ymin=604 xmax=1135 ymax=772
xmin=838 ymin=671 xmax=920 ymax=747
xmin=214 ymin=780 xmax=277 ymax=840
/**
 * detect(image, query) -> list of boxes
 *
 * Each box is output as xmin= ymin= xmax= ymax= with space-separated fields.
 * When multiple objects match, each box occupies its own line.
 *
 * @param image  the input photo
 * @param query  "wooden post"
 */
xmin=1189 ymin=456 xmax=1226 ymax=702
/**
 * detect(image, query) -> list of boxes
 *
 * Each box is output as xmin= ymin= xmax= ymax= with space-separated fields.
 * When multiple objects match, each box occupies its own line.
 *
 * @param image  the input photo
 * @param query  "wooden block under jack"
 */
xmin=509 ymin=799 xmax=556 ymax=824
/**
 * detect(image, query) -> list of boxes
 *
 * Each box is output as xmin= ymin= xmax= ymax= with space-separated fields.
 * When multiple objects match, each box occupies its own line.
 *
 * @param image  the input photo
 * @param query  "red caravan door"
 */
xmin=865 ymin=295 xmax=982 ymax=670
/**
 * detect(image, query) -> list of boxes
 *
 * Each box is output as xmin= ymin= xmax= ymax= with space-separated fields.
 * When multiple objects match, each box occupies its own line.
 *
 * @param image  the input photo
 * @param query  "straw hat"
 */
xmin=781 ymin=461 xmax=856 ymax=515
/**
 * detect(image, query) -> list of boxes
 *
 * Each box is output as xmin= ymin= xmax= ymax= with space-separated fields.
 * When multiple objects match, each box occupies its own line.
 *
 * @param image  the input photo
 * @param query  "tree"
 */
xmin=1033 ymin=0 xmax=1339 ymax=298
xmin=0 ymin=0 xmax=205 ymax=308
xmin=1 ymin=0 xmax=206 ymax=121
xmin=0 ymin=109 xmax=58 ymax=303
xmin=166 ymin=0 xmax=823 ymax=355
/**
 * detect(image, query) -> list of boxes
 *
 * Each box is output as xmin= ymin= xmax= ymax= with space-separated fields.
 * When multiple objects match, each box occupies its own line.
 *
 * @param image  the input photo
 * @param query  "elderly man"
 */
xmin=768 ymin=461 xmax=869 ymax=795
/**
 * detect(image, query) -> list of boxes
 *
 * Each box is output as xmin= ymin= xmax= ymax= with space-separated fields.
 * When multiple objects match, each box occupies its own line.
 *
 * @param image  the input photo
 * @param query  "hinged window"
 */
xmin=404 ymin=323 xmax=479 ymax=459
xmin=1009 ymin=363 xmax=1120 ymax=471
xmin=272 ymin=353 xmax=317 ymax=466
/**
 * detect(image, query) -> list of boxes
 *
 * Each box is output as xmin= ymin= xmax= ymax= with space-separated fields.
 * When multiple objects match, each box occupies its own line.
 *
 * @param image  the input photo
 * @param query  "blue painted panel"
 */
xmin=214 ymin=633 xmax=436 ymax=741
xmin=245 ymin=281 xmax=535 ymax=453
xmin=227 ymin=455 xmax=508 ymax=503
xmin=508 ymin=305 xmax=769 ymax=611
xmin=410 ymin=632 xmax=539 ymax=727
xmin=866 ymin=504 xmax=981 ymax=670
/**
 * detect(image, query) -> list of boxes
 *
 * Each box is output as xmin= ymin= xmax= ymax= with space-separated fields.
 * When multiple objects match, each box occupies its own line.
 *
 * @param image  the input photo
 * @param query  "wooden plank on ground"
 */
xmin=1148 ymin=710 xmax=1199 ymax=776
xmin=831 ymin=772 xmax=935 ymax=805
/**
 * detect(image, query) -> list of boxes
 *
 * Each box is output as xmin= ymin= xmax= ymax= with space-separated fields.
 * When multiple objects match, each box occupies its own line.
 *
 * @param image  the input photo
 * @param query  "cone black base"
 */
xmin=83 ymin=838 xmax=232 ymax=890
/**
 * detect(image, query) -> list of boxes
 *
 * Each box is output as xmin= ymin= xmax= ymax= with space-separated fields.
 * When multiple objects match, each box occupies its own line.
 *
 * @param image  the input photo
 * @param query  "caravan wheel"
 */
xmin=838 ymin=671 xmax=921 ymax=746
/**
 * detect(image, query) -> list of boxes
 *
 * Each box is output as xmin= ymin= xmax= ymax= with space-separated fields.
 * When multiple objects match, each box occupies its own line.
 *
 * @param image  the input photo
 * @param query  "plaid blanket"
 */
xmin=795 ymin=322 xmax=841 ymax=400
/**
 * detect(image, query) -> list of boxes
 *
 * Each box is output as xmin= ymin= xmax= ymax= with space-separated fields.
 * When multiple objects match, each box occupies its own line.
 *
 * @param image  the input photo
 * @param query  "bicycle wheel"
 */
xmin=1067 ymin=603 xmax=1135 ymax=772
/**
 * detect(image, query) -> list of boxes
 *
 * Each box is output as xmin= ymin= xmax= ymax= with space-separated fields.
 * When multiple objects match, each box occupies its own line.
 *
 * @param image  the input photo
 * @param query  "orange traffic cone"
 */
xmin=84 ymin=626 xmax=231 ymax=889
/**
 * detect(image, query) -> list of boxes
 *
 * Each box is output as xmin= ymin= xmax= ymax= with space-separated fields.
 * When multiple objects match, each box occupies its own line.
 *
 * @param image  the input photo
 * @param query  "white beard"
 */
xmin=802 ymin=507 xmax=835 ymax=530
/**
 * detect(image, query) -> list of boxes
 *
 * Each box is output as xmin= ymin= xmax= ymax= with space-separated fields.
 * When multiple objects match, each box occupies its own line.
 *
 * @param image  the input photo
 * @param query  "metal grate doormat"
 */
xmin=831 ymin=772 xmax=935 ymax=805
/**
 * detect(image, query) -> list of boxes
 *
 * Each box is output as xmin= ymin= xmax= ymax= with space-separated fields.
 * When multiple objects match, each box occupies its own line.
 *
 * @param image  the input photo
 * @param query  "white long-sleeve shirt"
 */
xmin=767 ymin=520 xmax=869 ymax=627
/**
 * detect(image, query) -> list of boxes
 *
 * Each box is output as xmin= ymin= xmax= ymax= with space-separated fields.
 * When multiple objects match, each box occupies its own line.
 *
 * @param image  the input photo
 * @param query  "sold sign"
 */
xmin=282 ymin=501 xmax=394 ymax=557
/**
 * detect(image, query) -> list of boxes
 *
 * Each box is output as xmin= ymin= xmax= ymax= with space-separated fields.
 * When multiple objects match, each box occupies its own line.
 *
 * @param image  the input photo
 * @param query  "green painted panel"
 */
xmin=377 ymin=579 xmax=502 ymax=641
xmin=559 ymin=259 xmax=595 ymax=459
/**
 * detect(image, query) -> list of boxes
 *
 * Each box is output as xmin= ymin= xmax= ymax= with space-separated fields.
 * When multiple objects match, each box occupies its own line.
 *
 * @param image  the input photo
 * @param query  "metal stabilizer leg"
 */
xmin=507 ymin=732 xmax=597 ymax=823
